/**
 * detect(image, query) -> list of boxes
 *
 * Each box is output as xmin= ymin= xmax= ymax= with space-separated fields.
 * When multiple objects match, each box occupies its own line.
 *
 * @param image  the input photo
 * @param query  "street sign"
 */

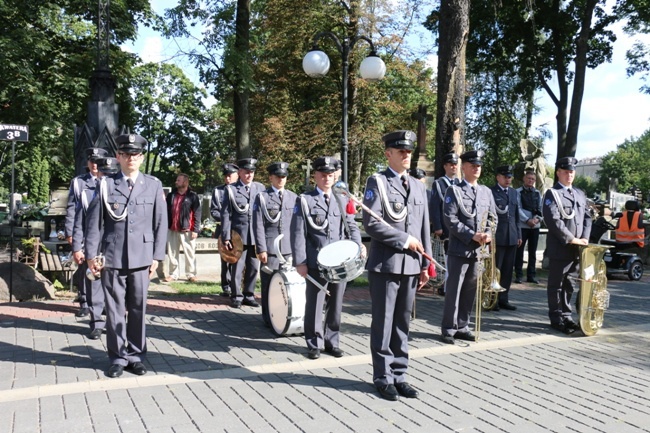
xmin=0 ymin=124 xmax=29 ymax=142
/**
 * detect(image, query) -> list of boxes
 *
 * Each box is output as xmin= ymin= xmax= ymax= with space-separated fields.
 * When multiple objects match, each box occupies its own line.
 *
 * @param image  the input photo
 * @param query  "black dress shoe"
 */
xmin=441 ymin=334 xmax=455 ymax=344
xmin=564 ymin=320 xmax=580 ymax=332
xmin=88 ymin=328 xmax=103 ymax=340
xmin=307 ymin=349 xmax=320 ymax=360
xmin=550 ymin=323 xmax=575 ymax=335
xmin=437 ymin=288 xmax=446 ymax=296
xmin=395 ymin=382 xmax=419 ymax=398
xmin=514 ymin=278 xmax=523 ymax=284
xmin=107 ymin=364 xmax=124 ymax=378
xmin=126 ymin=362 xmax=147 ymax=376
xmin=377 ymin=384 xmax=399 ymax=401
xmin=76 ymin=307 xmax=90 ymax=318
xmin=499 ymin=303 xmax=517 ymax=311
xmin=325 ymin=347 xmax=344 ymax=358
xmin=231 ymin=299 xmax=242 ymax=308
xmin=455 ymin=331 xmax=476 ymax=342
xmin=242 ymin=298 xmax=260 ymax=307
xmin=486 ymin=304 xmax=500 ymax=312
xmin=527 ymin=278 xmax=540 ymax=284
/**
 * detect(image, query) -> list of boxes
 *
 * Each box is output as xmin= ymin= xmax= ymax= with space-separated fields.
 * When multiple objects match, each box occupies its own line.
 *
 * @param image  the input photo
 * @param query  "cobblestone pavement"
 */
xmin=1 ymin=272 xmax=649 ymax=433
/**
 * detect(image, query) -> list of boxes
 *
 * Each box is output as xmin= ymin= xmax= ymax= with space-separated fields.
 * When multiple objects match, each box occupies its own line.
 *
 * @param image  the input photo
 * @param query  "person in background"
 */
xmin=253 ymin=162 xmax=298 ymax=327
xmin=515 ymin=170 xmax=543 ymax=284
xmin=164 ymin=173 xmax=201 ymax=283
xmin=67 ymin=147 xmax=108 ymax=334
xmin=542 ymin=157 xmax=591 ymax=335
xmin=428 ymin=152 xmax=459 ymax=296
xmin=362 ymin=130 xmax=432 ymax=401
xmin=210 ymin=163 xmax=239 ymax=296
xmin=489 ymin=164 xmax=521 ymax=311
xmin=614 ymin=200 xmax=645 ymax=250
xmin=221 ymin=158 xmax=265 ymax=308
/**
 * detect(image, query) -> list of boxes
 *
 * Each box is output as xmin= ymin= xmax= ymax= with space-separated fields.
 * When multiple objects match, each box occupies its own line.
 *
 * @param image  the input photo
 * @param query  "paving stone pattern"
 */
xmin=1 ymin=274 xmax=650 ymax=432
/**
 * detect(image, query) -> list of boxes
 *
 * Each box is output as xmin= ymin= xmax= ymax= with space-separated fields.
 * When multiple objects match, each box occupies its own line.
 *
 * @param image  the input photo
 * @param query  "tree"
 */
xmin=129 ymin=62 xmax=220 ymax=190
xmin=425 ymin=0 xmax=470 ymax=177
xmin=0 ymin=0 xmax=152 ymax=197
xmin=596 ymin=128 xmax=650 ymax=198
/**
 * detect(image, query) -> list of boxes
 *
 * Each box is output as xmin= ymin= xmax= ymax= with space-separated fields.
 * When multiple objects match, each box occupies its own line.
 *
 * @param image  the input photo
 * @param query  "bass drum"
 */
xmin=268 ymin=268 xmax=306 ymax=336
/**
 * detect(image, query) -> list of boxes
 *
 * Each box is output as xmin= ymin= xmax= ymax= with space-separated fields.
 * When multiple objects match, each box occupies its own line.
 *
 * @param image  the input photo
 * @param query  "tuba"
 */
xmin=475 ymin=212 xmax=506 ymax=339
xmin=577 ymin=244 xmax=610 ymax=336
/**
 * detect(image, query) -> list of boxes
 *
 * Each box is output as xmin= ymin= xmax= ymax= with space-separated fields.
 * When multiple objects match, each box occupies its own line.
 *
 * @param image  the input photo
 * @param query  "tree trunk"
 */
xmin=234 ymin=0 xmax=251 ymax=159
xmin=566 ymin=0 xmax=597 ymax=158
xmin=435 ymin=0 xmax=470 ymax=178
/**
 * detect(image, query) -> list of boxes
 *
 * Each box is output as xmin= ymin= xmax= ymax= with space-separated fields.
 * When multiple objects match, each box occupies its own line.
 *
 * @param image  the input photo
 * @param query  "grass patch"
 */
xmin=348 ymin=276 xmax=369 ymax=287
xmin=169 ymin=281 xmax=224 ymax=295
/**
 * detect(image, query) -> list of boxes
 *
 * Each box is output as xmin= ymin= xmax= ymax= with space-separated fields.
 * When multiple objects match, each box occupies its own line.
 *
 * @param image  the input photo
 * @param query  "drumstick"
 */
xmin=334 ymin=181 xmax=446 ymax=271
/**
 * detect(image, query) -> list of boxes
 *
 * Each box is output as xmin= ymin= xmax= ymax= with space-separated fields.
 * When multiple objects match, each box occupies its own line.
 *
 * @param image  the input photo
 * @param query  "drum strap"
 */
xmin=549 ymin=188 xmax=576 ymax=220
xmin=332 ymin=191 xmax=351 ymax=239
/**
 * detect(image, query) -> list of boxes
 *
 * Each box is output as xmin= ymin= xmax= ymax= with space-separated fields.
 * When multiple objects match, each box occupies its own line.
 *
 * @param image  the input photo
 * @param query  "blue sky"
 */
xmin=123 ymin=1 xmax=650 ymax=165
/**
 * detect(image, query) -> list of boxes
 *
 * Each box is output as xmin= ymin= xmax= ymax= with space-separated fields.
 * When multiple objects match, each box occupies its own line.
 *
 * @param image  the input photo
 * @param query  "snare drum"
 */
xmin=268 ymin=269 xmax=306 ymax=336
xmin=317 ymin=239 xmax=365 ymax=283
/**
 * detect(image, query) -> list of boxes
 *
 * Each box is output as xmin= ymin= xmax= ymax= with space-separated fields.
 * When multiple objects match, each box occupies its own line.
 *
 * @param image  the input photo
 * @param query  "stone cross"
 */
xmin=411 ymin=104 xmax=433 ymax=156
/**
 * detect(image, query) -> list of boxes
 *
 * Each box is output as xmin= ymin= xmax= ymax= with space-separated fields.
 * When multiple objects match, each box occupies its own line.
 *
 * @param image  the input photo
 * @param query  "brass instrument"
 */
xmin=218 ymin=230 xmax=244 ymax=264
xmin=475 ymin=212 xmax=505 ymax=339
xmin=577 ymin=243 xmax=610 ymax=336
xmin=86 ymin=253 xmax=105 ymax=281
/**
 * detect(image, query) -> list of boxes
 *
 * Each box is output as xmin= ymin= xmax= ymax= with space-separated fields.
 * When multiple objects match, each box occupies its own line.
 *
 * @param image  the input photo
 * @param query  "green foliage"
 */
xmin=0 ymin=0 xmax=153 ymax=197
xmin=573 ymin=175 xmax=600 ymax=199
xmin=597 ymin=128 xmax=650 ymax=197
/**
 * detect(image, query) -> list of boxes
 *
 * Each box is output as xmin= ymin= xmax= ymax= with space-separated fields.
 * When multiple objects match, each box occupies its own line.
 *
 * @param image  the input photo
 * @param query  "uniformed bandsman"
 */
xmin=428 ymin=152 xmax=459 ymax=296
xmin=252 ymin=162 xmax=298 ymax=327
xmin=221 ymin=158 xmax=265 ymax=308
xmin=210 ymin=163 xmax=239 ymax=296
xmin=362 ymin=130 xmax=432 ymax=401
xmin=489 ymin=164 xmax=521 ymax=311
xmin=291 ymin=156 xmax=362 ymax=360
xmin=542 ymin=156 xmax=591 ymax=334
xmin=67 ymin=147 xmax=109 ymax=334
xmin=85 ymin=133 xmax=167 ymax=378
xmin=441 ymin=149 xmax=496 ymax=344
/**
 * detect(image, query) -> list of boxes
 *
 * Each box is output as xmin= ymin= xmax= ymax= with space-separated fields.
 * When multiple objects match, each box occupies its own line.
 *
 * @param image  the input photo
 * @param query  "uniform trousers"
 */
xmin=441 ymin=256 xmax=479 ymax=336
xmin=73 ymin=267 xmax=88 ymax=309
xmin=79 ymin=260 xmax=105 ymax=330
xmin=103 ymin=266 xmax=149 ymax=366
xmin=166 ymin=230 xmax=197 ymax=279
xmin=221 ymin=259 xmax=232 ymax=289
xmin=515 ymin=228 xmax=540 ymax=279
xmin=368 ymin=271 xmax=417 ymax=387
xmin=304 ymin=267 xmax=345 ymax=351
xmin=547 ymin=258 xmax=579 ymax=325
xmin=495 ymin=244 xmax=517 ymax=305
xmin=230 ymin=244 xmax=259 ymax=302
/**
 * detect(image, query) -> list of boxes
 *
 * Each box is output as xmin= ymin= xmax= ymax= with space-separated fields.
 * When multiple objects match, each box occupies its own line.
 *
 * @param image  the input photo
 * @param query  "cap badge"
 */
xmin=129 ymin=134 xmax=135 ymax=143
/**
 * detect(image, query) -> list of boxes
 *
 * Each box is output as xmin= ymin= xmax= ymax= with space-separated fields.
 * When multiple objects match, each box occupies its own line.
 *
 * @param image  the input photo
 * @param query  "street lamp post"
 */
xmin=302 ymin=32 xmax=386 ymax=184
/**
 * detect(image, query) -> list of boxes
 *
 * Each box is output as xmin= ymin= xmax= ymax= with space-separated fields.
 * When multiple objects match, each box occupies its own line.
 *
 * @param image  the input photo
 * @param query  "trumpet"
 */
xmin=86 ymin=253 xmax=105 ymax=281
xmin=475 ymin=212 xmax=505 ymax=340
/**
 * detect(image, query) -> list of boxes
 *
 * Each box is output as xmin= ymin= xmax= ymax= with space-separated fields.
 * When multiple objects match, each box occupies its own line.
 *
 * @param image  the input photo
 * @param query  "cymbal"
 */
xmin=218 ymin=230 xmax=243 ymax=264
